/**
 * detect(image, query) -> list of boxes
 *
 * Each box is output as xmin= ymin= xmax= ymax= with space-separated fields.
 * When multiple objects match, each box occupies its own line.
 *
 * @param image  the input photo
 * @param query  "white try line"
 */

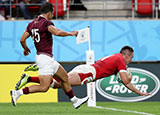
xmin=90 ymin=106 xmax=155 ymax=115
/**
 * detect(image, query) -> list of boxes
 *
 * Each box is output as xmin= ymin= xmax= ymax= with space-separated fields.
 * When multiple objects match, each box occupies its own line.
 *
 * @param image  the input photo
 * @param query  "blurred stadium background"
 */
xmin=0 ymin=0 xmax=160 ymax=115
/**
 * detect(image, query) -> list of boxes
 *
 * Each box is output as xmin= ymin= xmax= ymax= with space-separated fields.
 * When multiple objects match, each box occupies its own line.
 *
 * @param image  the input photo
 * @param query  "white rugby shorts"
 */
xmin=69 ymin=64 xmax=96 ymax=80
xmin=36 ymin=54 xmax=60 ymax=76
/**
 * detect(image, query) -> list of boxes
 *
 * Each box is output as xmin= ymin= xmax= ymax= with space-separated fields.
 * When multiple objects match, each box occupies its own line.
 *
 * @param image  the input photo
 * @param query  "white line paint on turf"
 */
xmin=91 ymin=106 xmax=155 ymax=115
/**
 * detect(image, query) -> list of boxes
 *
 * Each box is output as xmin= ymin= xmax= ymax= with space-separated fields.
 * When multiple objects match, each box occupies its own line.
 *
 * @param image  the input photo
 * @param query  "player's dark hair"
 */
xmin=120 ymin=46 xmax=134 ymax=55
xmin=40 ymin=2 xmax=54 ymax=14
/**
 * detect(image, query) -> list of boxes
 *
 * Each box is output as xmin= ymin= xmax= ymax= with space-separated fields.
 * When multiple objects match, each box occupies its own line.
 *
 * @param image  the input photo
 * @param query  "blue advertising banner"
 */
xmin=0 ymin=20 xmax=160 ymax=61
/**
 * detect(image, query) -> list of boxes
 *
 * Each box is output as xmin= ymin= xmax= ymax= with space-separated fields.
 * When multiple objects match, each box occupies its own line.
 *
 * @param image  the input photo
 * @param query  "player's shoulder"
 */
xmin=115 ymin=53 xmax=126 ymax=65
xmin=42 ymin=19 xmax=54 ymax=27
xmin=39 ymin=16 xmax=54 ymax=26
xmin=114 ymin=53 xmax=123 ymax=58
xmin=27 ymin=18 xmax=37 ymax=27
xmin=26 ymin=21 xmax=34 ymax=30
xmin=113 ymin=53 xmax=122 ymax=56
xmin=48 ymin=20 xmax=54 ymax=26
xmin=112 ymin=53 xmax=124 ymax=63
xmin=111 ymin=53 xmax=122 ymax=59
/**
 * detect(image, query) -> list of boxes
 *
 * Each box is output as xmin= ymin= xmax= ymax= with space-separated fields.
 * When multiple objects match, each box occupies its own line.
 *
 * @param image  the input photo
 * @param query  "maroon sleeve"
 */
xmin=47 ymin=21 xmax=54 ymax=28
xmin=44 ymin=20 xmax=55 ymax=33
xmin=117 ymin=57 xmax=127 ymax=72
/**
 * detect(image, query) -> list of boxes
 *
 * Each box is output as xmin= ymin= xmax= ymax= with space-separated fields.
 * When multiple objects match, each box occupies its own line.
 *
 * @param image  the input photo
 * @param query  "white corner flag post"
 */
xmin=86 ymin=27 xmax=96 ymax=107
xmin=76 ymin=27 xmax=96 ymax=107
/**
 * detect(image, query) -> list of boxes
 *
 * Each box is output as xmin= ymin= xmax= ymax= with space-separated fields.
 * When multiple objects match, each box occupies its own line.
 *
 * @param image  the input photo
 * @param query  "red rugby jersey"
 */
xmin=91 ymin=53 xmax=127 ymax=80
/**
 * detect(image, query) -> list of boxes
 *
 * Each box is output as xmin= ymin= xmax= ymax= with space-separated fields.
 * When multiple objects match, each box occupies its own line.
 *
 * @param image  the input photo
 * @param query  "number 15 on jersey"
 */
xmin=31 ymin=29 xmax=40 ymax=43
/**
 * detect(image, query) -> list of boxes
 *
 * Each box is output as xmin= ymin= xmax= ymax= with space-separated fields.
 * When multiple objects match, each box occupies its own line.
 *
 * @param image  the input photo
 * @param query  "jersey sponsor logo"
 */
xmin=96 ymin=68 xmax=160 ymax=102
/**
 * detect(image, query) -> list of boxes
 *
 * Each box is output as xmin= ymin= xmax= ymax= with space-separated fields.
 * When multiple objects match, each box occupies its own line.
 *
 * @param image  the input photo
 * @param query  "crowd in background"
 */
xmin=0 ymin=0 xmax=87 ymax=20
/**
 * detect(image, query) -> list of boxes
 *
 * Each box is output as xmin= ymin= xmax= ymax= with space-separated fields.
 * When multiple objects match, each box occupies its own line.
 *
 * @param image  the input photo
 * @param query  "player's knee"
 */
xmin=53 ymin=82 xmax=61 ymax=89
xmin=40 ymin=86 xmax=49 ymax=92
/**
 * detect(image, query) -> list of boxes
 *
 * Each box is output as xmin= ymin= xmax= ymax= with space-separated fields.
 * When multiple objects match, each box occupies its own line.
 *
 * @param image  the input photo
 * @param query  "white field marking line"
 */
xmin=90 ymin=106 xmax=155 ymax=115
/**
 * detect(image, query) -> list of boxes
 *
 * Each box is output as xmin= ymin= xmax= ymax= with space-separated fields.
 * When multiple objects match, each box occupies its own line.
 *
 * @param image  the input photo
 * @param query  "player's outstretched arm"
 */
xmin=123 ymin=82 xmax=151 ymax=96
xmin=48 ymin=25 xmax=78 ymax=37
xmin=119 ymin=72 xmax=151 ymax=96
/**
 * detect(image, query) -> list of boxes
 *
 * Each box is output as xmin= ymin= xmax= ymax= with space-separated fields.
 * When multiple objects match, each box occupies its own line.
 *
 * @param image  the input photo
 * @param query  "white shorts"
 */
xmin=36 ymin=54 xmax=60 ymax=76
xmin=69 ymin=64 xmax=96 ymax=80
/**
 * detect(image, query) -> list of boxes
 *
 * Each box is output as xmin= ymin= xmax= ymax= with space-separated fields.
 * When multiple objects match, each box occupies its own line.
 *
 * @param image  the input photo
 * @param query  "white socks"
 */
xmin=70 ymin=96 xmax=78 ymax=103
xmin=16 ymin=89 xmax=23 ymax=96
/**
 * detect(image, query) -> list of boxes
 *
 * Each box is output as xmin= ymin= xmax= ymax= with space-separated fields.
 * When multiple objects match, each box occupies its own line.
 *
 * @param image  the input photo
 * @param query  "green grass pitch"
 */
xmin=0 ymin=102 xmax=159 ymax=115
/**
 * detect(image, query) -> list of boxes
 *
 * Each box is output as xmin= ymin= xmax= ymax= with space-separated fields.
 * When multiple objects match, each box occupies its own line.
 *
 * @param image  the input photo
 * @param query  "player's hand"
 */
xmin=71 ymin=31 xmax=78 ymax=37
xmin=23 ymin=48 xmax=31 ymax=56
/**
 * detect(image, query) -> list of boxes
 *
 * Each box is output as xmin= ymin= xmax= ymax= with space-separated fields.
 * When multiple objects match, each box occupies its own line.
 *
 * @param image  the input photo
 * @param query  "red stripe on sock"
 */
xmin=65 ymin=89 xmax=75 ymax=99
xmin=23 ymin=87 xmax=29 ymax=94
xmin=30 ymin=77 xmax=40 ymax=83
xmin=53 ymin=77 xmax=61 ymax=83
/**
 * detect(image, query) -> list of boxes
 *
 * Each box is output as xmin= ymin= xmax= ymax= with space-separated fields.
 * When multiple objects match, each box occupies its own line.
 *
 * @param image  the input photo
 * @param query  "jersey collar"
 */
xmin=39 ymin=15 xmax=48 ymax=20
